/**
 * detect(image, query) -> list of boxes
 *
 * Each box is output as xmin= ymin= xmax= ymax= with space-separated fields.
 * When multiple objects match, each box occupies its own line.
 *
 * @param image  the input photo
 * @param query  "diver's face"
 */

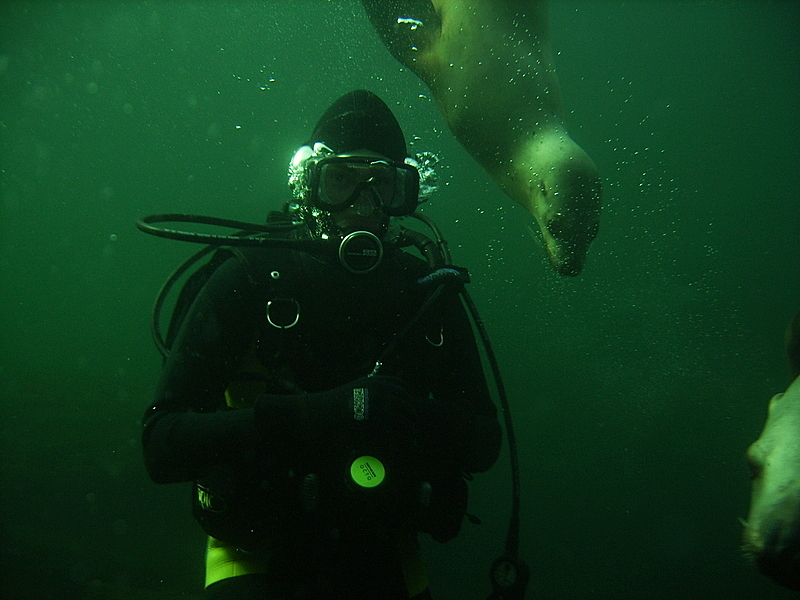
xmin=325 ymin=150 xmax=391 ymax=237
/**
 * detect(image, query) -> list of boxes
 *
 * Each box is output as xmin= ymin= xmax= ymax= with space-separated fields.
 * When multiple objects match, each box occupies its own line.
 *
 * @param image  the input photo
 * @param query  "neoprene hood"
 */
xmin=308 ymin=90 xmax=408 ymax=162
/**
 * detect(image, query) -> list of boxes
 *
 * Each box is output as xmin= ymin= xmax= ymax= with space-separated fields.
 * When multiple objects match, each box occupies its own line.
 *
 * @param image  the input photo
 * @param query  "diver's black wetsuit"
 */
xmin=142 ymin=242 xmax=501 ymax=599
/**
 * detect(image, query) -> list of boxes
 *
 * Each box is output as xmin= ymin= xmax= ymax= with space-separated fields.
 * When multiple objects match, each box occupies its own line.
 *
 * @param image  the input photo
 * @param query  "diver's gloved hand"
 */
xmin=253 ymin=375 xmax=423 ymax=466
xmin=253 ymin=377 xmax=473 ymax=538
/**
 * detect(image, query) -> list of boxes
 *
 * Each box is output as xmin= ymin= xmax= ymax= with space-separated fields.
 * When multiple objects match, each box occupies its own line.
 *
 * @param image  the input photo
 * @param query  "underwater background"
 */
xmin=1 ymin=1 xmax=798 ymax=598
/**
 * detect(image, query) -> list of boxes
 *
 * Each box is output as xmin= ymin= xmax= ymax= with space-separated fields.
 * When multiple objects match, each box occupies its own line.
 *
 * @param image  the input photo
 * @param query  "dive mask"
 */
xmin=308 ymin=155 xmax=420 ymax=217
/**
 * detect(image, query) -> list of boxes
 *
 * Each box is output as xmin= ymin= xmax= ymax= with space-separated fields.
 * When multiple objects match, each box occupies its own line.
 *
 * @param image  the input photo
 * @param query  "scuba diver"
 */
xmin=141 ymin=90 xmax=509 ymax=600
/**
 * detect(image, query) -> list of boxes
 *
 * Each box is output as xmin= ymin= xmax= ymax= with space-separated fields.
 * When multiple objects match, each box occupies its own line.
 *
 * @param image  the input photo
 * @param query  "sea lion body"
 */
xmin=362 ymin=0 xmax=601 ymax=275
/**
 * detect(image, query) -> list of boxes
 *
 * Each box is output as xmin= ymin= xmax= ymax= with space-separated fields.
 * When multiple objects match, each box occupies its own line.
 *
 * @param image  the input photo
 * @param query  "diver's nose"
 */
xmin=353 ymin=186 xmax=380 ymax=217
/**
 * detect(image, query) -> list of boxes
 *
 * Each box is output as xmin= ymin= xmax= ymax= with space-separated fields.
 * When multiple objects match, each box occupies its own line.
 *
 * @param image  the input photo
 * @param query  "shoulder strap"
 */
xmin=163 ymin=247 xmax=245 ymax=354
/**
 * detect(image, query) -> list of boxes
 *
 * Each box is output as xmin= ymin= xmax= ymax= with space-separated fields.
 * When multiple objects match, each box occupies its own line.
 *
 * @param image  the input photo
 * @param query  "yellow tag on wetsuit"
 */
xmin=350 ymin=456 xmax=385 ymax=488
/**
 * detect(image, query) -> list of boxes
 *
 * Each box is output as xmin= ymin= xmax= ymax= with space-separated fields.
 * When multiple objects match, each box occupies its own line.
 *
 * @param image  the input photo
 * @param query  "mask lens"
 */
xmin=314 ymin=157 xmax=419 ymax=216
xmin=385 ymin=166 xmax=419 ymax=214
xmin=317 ymin=161 xmax=391 ymax=207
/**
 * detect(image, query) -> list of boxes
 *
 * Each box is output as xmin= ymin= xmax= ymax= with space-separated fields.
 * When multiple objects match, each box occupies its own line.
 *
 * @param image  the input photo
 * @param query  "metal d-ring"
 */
xmin=426 ymin=325 xmax=444 ymax=347
xmin=266 ymin=298 xmax=300 ymax=329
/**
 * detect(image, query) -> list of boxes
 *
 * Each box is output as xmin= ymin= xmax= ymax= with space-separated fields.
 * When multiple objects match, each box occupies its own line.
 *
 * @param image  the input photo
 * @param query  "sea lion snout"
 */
xmin=752 ymin=517 xmax=800 ymax=591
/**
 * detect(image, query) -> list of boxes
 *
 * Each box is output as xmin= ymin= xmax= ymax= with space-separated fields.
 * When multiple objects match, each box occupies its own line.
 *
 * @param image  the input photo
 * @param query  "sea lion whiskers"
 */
xmin=525 ymin=222 xmax=544 ymax=250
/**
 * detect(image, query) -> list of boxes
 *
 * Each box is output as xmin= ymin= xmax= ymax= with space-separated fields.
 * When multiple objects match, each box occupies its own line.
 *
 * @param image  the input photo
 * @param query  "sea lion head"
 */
xmin=534 ymin=158 xmax=601 ymax=276
xmin=743 ymin=388 xmax=800 ymax=591
xmin=511 ymin=129 xmax=601 ymax=276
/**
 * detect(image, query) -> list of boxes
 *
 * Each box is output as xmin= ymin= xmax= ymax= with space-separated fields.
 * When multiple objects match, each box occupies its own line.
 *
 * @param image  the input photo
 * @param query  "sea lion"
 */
xmin=361 ymin=0 xmax=601 ymax=276
xmin=743 ymin=312 xmax=800 ymax=591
